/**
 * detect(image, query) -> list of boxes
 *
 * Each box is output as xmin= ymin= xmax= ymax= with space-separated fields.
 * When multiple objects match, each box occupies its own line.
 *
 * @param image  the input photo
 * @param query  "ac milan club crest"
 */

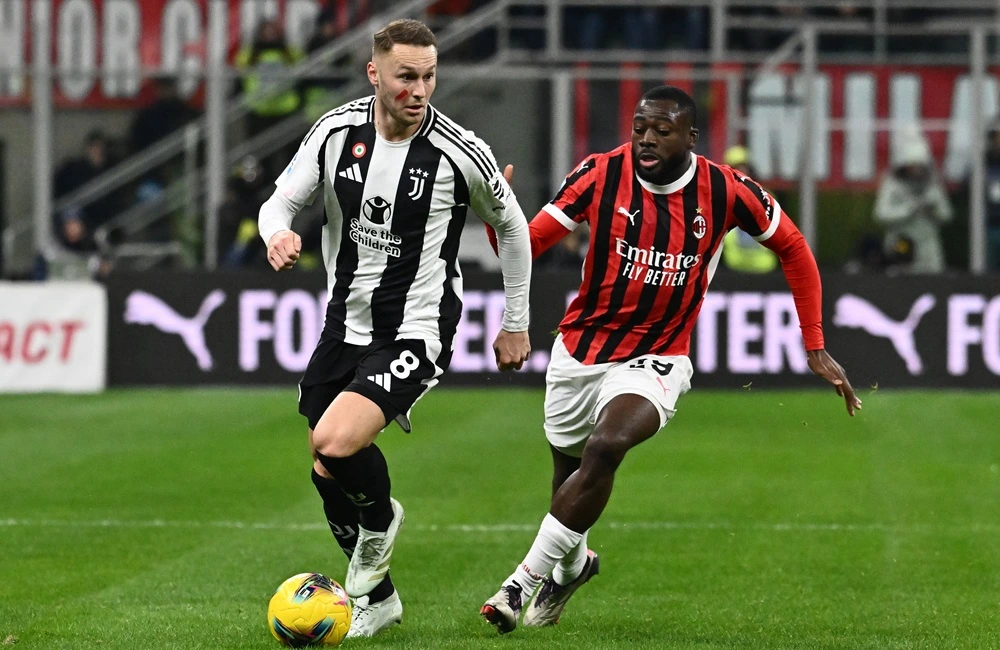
xmin=692 ymin=210 xmax=707 ymax=240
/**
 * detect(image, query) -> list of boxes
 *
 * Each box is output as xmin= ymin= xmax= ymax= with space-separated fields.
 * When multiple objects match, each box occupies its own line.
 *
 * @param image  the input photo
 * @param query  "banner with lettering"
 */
xmin=577 ymin=62 xmax=995 ymax=187
xmin=0 ymin=0 xmax=334 ymax=107
xmin=104 ymin=271 xmax=1000 ymax=388
xmin=0 ymin=281 xmax=108 ymax=393
xmin=740 ymin=63 xmax=996 ymax=186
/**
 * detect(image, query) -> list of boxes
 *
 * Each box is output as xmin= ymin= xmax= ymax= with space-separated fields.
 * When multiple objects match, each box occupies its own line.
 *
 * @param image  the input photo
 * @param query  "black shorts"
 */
xmin=298 ymin=334 xmax=451 ymax=433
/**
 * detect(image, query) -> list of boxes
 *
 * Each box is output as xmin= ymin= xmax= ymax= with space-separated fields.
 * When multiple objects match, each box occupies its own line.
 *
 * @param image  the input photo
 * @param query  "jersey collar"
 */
xmin=636 ymin=152 xmax=697 ymax=194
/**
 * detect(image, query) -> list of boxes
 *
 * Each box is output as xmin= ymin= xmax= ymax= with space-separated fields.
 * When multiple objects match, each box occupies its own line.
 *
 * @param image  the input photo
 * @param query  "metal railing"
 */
xmin=22 ymin=0 xmax=444 ymax=274
xmin=6 ymin=0 xmax=1000 ymax=276
xmin=83 ymin=0 xmax=510 ymax=272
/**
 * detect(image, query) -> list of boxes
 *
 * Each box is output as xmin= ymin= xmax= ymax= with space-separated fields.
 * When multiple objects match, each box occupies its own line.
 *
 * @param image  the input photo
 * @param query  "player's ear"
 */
xmin=688 ymin=128 xmax=700 ymax=150
xmin=366 ymin=60 xmax=378 ymax=87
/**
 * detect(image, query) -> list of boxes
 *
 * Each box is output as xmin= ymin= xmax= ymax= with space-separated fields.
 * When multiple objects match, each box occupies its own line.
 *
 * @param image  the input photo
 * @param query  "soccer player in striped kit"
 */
xmin=258 ymin=19 xmax=532 ymax=637
xmin=481 ymin=86 xmax=861 ymax=634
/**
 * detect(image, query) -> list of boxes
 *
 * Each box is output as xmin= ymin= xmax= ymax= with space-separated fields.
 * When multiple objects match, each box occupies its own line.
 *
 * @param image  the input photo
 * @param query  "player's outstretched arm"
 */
xmin=733 ymin=178 xmax=860 ymax=416
xmin=807 ymin=349 xmax=862 ymax=416
xmin=266 ymin=230 xmax=302 ymax=272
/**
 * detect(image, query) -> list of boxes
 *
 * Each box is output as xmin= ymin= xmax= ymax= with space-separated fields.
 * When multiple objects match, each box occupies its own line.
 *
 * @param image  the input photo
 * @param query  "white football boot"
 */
xmin=345 ymin=498 xmax=404 ymax=597
xmin=480 ymin=582 xmax=526 ymax=634
xmin=522 ymin=549 xmax=600 ymax=627
xmin=345 ymin=590 xmax=403 ymax=639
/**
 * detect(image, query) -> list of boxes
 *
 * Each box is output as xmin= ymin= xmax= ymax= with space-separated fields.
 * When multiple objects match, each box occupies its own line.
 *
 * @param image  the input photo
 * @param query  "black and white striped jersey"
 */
xmin=271 ymin=96 xmax=530 ymax=350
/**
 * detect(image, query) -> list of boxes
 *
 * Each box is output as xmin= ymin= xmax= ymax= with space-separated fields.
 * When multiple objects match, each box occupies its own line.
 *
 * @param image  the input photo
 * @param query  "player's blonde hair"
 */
xmin=372 ymin=19 xmax=437 ymax=56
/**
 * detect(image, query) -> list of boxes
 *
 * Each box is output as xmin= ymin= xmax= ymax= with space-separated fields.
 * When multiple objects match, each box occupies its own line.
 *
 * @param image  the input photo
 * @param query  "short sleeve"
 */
xmin=544 ymin=157 xmax=598 ymax=230
xmin=274 ymin=128 xmax=324 ymax=207
xmin=732 ymin=173 xmax=783 ymax=243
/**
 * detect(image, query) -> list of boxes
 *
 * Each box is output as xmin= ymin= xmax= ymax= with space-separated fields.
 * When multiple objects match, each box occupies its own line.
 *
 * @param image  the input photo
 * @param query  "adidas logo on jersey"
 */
xmin=367 ymin=372 xmax=393 ymax=391
xmin=339 ymin=163 xmax=363 ymax=183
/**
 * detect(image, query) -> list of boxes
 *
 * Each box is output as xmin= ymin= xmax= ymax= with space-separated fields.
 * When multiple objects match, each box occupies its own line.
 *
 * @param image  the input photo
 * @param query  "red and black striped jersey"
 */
xmin=540 ymin=144 xmax=815 ymax=365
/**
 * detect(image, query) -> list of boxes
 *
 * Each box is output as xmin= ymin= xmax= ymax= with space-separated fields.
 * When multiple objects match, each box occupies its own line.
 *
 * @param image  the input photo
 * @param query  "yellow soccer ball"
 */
xmin=267 ymin=573 xmax=351 ymax=647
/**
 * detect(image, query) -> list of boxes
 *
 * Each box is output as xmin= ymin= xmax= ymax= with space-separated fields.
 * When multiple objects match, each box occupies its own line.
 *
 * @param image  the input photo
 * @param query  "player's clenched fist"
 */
xmin=267 ymin=230 xmax=302 ymax=271
xmin=493 ymin=329 xmax=531 ymax=372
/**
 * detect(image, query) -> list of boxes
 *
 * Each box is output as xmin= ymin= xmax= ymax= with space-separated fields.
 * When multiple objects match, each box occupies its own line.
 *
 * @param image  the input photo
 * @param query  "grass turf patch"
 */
xmin=1 ymin=388 xmax=998 ymax=648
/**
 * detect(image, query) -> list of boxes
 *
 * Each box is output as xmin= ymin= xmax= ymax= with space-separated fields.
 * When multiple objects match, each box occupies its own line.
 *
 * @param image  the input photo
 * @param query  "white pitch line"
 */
xmin=0 ymin=518 xmax=997 ymax=535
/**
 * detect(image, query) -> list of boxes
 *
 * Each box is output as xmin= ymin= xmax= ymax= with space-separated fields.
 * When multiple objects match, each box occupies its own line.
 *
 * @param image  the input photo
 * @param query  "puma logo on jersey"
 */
xmin=367 ymin=372 xmax=393 ymax=391
xmin=339 ymin=163 xmax=363 ymax=183
xmin=833 ymin=294 xmax=935 ymax=374
xmin=617 ymin=206 xmax=639 ymax=225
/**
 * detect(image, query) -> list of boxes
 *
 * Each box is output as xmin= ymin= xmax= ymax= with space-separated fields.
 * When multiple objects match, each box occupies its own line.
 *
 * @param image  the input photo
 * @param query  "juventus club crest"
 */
xmin=408 ymin=167 xmax=429 ymax=201
xmin=363 ymin=196 xmax=393 ymax=225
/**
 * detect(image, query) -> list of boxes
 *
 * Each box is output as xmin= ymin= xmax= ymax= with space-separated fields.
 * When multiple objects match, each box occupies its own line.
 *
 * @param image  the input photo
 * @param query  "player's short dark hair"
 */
xmin=640 ymin=85 xmax=698 ymax=126
xmin=372 ymin=19 xmax=437 ymax=55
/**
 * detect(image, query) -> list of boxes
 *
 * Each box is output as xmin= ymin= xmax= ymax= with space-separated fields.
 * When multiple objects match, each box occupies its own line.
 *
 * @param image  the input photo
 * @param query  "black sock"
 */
xmin=316 ymin=444 xmax=394 ymax=533
xmin=310 ymin=468 xmax=360 ymax=556
xmin=310 ymin=468 xmax=396 ymax=602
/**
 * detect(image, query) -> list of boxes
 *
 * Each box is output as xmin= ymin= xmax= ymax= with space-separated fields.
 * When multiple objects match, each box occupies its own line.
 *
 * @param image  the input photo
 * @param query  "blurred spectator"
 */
xmin=721 ymin=145 xmax=778 ymax=274
xmin=874 ymin=128 xmax=952 ymax=273
xmin=428 ymin=0 xmax=494 ymax=60
xmin=129 ymin=77 xmax=200 ymax=225
xmin=302 ymin=7 xmax=354 ymax=122
xmin=217 ymin=155 xmax=323 ymax=270
xmin=663 ymin=7 xmax=709 ymax=51
xmin=563 ymin=7 xmax=604 ymax=50
xmin=621 ymin=9 xmax=662 ymax=50
xmin=730 ymin=5 xmax=808 ymax=52
xmin=53 ymin=130 xmax=116 ymax=252
xmin=131 ymin=78 xmax=199 ymax=154
xmin=844 ymin=234 xmax=887 ymax=274
xmin=984 ymin=121 xmax=1000 ymax=270
xmin=235 ymin=20 xmax=305 ymax=140
xmin=217 ymin=156 xmax=271 ymax=267
xmin=816 ymin=1 xmax=873 ymax=53
xmin=564 ymin=7 xmax=662 ymax=50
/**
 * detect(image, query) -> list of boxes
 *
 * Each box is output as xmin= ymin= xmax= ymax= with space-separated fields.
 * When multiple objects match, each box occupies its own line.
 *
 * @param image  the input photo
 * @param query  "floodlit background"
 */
xmin=1 ymin=2 xmax=998 ymax=648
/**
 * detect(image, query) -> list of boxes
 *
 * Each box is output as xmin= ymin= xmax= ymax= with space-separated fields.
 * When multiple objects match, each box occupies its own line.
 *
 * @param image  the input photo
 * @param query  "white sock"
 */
xmin=503 ymin=514 xmax=583 ymax=604
xmin=552 ymin=530 xmax=589 ymax=586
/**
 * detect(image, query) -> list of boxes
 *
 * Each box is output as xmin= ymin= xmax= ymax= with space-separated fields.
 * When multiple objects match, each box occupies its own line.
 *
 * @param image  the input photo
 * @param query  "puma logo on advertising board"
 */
xmin=833 ymin=294 xmax=935 ymax=374
xmin=124 ymin=290 xmax=226 ymax=370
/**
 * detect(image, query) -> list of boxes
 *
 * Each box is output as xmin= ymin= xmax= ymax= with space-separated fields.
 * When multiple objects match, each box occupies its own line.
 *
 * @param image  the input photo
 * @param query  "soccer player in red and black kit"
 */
xmin=480 ymin=85 xmax=862 ymax=634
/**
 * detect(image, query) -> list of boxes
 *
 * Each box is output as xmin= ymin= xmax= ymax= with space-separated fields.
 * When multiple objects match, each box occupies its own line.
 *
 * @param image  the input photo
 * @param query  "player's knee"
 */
xmin=313 ymin=421 xmax=368 ymax=459
xmin=312 ymin=457 xmax=333 ymax=478
xmin=582 ymin=433 xmax=629 ymax=473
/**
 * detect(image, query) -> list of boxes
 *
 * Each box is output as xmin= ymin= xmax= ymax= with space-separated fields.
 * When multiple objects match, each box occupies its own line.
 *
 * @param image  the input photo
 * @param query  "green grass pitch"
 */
xmin=1 ymin=388 xmax=998 ymax=649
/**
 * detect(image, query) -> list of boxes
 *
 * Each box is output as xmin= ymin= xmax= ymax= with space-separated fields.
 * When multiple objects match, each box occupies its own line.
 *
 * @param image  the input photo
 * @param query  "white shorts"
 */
xmin=544 ymin=334 xmax=694 ymax=457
